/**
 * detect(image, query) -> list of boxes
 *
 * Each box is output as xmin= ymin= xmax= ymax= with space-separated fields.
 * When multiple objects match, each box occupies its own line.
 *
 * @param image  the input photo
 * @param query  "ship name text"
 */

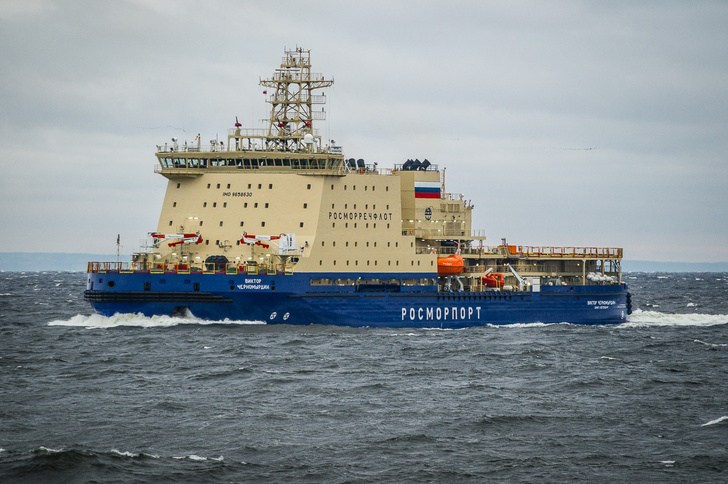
xmin=401 ymin=306 xmax=482 ymax=322
xmin=587 ymin=300 xmax=616 ymax=310
xmin=237 ymin=278 xmax=270 ymax=290
xmin=329 ymin=212 xmax=393 ymax=221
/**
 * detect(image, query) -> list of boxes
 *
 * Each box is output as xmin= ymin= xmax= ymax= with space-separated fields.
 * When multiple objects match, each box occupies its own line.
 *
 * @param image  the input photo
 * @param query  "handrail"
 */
xmin=428 ymin=245 xmax=623 ymax=258
xmin=86 ymin=261 xmax=293 ymax=275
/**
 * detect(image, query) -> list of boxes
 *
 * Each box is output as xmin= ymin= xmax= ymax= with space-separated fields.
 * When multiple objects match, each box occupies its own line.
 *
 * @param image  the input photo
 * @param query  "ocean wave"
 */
xmin=488 ymin=322 xmax=567 ymax=328
xmin=109 ymin=449 xmax=160 ymax=459
xmin=701 ymin=416 xmax=728 ymax=427
xmin=173 ymin=454 xmax=224 ymax=462
xmin=623 ymin=309 xmax=728 ymax=327
xmin=48 ymin=312 xmax=265 ymax=329
xmin=694 ymin=339 xmax=728 ymax=348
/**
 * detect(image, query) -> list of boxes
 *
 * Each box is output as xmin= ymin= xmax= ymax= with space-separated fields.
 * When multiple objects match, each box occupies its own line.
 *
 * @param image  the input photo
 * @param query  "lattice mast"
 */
xmin=260 ymin=47 xmax=333 ymax=152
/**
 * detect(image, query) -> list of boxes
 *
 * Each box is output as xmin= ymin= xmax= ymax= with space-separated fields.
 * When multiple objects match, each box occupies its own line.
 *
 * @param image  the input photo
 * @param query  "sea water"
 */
xmin=1 ymin=272 xmax=727 ymax=482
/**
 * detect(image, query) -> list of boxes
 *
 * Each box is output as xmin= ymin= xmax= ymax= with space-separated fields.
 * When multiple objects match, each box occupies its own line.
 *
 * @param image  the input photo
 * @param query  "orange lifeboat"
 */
xmin=437 ymin=253 xmax=464 ymax=276
xmin=482 ymin=272 xmax=505 ymax=288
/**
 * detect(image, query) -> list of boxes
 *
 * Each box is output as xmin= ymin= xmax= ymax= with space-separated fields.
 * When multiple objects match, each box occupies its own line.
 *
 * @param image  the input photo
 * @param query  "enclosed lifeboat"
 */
xmin=481 ymin=268 xmax=505 ymax=289
xmin=437 ymin=253 xmax=464 ymax=276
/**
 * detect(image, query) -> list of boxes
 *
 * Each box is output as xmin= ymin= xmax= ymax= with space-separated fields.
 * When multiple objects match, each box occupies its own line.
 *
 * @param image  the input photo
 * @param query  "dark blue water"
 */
xmin=1 ymin=272 xmax=727 ymax=483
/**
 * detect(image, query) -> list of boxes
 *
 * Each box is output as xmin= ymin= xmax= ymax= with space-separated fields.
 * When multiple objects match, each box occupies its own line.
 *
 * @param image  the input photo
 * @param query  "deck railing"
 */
xmin=430 ymin=245 xmax=623 ymax=259
xmin=88 ymin=261 xmax=290 ymax=275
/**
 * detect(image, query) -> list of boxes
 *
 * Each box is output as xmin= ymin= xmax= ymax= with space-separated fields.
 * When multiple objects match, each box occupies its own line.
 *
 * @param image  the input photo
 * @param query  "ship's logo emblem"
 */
xmin=270 ymin=312 xmax=277 ymax=320
xmin=425 ymin=207 xmax=432 ymax=221
xmin=283 ymin=312 xmax=290 ymax=320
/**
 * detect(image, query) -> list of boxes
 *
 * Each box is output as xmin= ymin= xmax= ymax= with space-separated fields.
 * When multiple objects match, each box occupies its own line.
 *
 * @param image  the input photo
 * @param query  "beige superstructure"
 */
xmin=132 ymin=47 xmax=623 ymax=291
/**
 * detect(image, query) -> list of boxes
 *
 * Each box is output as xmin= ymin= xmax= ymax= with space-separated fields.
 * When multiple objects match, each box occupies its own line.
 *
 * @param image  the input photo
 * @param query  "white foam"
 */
xmin=109 ymin=449 xmax=160 ymax=459
xmin=694 ymin=339 xmax=728 ymax=348
xmin=488 ymin=322 xmax=559 ymax=328
xmin=48 ymin=312 xmax=265 ymax=329
xmin=623 ymin=309 xmax=728 ymax=327
xmin=687 ymin=302 xmax=698 ymax=307
xmin=36 ymin=446 xmax=63 ymax=453
xmin=110 ymin=449 xmax=139 ymax=458
xmin=173 ymin=454 xmax=224 ymax=461
xmin=701 ymin=416 xmax=728 ymax=427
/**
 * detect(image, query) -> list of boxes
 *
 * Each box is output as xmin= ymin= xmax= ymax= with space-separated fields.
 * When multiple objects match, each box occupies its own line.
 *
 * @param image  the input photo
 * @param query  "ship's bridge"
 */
xmin=154 ymin=150 xmax=348 ymax=178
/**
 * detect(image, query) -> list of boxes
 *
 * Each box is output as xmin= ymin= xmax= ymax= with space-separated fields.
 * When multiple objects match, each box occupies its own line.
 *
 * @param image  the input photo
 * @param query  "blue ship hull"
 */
xmin=85 ymin=271 xmax=630 ymax=328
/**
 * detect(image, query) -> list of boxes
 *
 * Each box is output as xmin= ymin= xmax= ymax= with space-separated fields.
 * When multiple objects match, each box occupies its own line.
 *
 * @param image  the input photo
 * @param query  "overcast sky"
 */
xmin=1 ymin=0 xmax=726 ymax=262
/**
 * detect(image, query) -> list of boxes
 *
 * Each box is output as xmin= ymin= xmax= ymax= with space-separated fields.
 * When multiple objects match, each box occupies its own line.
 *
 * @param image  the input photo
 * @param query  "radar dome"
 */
xmin=303 ymin=133 xmax=314 ymax=145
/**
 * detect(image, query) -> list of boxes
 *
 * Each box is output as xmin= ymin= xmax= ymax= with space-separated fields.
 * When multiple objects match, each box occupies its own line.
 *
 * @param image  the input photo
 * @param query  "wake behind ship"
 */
xmin=85 ymin=48 xmax=631 ymax=328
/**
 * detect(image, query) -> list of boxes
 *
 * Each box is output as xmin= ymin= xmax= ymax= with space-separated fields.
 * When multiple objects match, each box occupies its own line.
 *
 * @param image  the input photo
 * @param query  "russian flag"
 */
xmin=414 ymin=181 xmax=441 ymax=199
